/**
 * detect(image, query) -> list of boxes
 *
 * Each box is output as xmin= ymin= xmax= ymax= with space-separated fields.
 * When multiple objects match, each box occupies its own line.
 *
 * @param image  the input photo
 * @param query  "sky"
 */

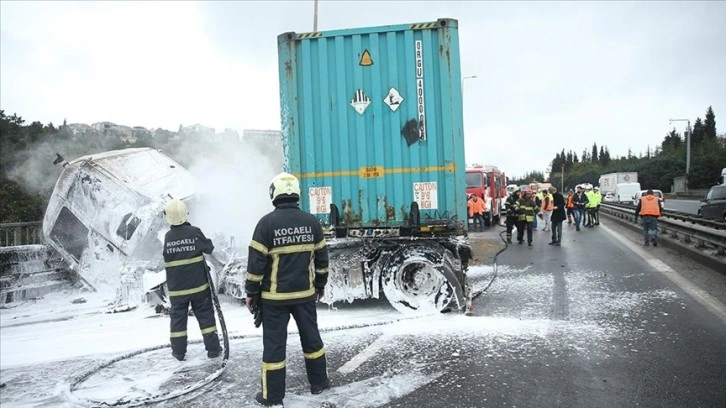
xmin=1 ymin=1 xmax=725 ymax=178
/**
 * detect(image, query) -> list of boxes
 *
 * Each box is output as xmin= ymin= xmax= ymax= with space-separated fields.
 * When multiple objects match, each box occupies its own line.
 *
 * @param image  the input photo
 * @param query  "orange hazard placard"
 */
xmin=359 ymin=49 xmax=373 ymax=66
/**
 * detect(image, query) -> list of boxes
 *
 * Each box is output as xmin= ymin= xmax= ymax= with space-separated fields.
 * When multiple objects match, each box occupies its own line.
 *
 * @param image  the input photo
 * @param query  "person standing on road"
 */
xmin=565 ymin=189 xmax=575 ymax=224
xmin=572 ymin=186 xmax=589 ymax=231
xmin=467 ymin=194 xmax=486 ymax=232
xmin=634 ymin=189 xmax=663 ymax=247
xmin=515 ymin=189 xmax=543 ymax=247
xmin=549 ymin=187 xmax=566 ymax=246
xmin=540 ymin=188 xmax=553 ymax=232
xmin=246 ymin=172 xmax=330 ymax=406
xmin=504 ymin=189 xmax=521 ymax=243
xmin=162 ymin=199 xmax=222 ymax=362
xmin=584 ymin=186 xmax=596 ymax=227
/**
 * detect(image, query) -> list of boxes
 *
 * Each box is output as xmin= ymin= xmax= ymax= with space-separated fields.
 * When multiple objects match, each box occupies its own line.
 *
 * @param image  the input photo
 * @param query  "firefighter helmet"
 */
xmin=164 ymin=199 xmax=188 ymax=226
xmin=269 ymin=172 xmax=300 ymax=203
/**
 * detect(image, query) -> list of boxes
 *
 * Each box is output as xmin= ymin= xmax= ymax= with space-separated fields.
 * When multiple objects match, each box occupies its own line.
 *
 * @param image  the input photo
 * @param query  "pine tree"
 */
xmin=591 ymin=143 xmax=598 ymax=163
xmin=704 ymin=106 xmax=716 ymax=140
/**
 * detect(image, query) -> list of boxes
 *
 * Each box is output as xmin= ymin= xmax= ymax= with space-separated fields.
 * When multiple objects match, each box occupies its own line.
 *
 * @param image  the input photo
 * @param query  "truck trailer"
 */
xmin=276 ymin=18 xmax=473 ymax=313
xmin=598 ymin=172 xmax=638 ymax=195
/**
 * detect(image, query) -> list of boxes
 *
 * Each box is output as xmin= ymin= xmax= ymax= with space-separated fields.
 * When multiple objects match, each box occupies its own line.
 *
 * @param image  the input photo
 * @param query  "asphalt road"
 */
xmin=663 ymin=198 xmax=702 ymax=215
xmin=2 ymin=220 xmax=725 ymax=408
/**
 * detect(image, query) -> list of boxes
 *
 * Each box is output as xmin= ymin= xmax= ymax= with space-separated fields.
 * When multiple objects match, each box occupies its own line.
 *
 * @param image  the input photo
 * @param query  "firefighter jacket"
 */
xmin=515 ymin=197 xmax=541 ymax=222
xmin=636 ymin=195 xmax=662 ymax=217
xmin=163 ymin=222 xmax=214 ymax=299
xmin=572 ymin=192 xmax=589 ymax=209
xmin=245 ymin=202 xmax=329 ymax=305
xmin=467 ymin=196 xmax=486 ymax=217
xmin=505 ymin=194 xmax=520 ymax=216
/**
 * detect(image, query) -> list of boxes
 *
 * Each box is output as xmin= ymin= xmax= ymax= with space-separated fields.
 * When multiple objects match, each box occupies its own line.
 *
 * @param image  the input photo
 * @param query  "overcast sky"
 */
xmin=1 ymin=1 xmax=725 ymax=178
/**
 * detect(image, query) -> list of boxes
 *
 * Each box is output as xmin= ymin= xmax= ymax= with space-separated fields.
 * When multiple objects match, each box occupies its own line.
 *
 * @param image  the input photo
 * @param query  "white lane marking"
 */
xmin=337 ymin=334 xmax=387 ymax=375
xmin=601 ymin=224 xmax=726 ymax=324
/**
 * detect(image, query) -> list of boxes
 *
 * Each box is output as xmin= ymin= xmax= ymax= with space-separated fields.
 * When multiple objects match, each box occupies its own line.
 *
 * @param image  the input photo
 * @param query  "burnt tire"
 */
xmin=381 ymin=243 xmax=464 ymax=314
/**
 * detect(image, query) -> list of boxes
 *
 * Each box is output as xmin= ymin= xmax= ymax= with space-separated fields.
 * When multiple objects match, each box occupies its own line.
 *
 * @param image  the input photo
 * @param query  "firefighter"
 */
xmin=634 ymin=189 xmax=663 ymax=246
xmin=504 ymin=188 xmax=521 ymax=243
xmin=467 ymin=193 xmax=486 ymax=232
xmin=514 ymin=189 xmax=543 ymax=246
xmin=246 ymin=172 xmax=330 ymax=406
xmin=162 ymin=199 xmax=222 ymax=361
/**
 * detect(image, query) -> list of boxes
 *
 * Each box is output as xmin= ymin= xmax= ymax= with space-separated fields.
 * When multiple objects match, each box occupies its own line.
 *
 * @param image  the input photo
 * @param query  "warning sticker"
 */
xmin=359 ymin=166 xmax=383 ymax=178
xmin=413 ymin=181 xmax=437 ymax=210
xmin=384 ymin=87 xmax=404 ymax=112
xmin=309 ymin=186 xmax=332 ymax=214
xmin=350 ymin=89 xmax=371 ymax=115
xmin=359 ymin=49 xmax=373 ymax=66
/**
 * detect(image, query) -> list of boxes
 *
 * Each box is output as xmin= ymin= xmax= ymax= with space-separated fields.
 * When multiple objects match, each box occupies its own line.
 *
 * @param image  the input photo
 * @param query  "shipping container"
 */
xmin=277 ymin=19 xmax=472 ymax=314
xmin=598 ymin=172 xmax=638 ymax=195
xmin=278 ymin=18 xmax=467 ymax=229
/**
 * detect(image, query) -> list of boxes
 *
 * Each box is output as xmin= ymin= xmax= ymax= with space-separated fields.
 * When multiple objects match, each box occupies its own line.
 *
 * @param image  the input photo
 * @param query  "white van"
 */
xmin=614 ymin=182 xmax=641 ymax=203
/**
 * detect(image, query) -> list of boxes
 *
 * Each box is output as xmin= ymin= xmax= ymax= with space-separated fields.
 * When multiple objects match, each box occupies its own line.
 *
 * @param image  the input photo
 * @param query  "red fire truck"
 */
xmin=465 ymin=164 xmax=505 ymax=225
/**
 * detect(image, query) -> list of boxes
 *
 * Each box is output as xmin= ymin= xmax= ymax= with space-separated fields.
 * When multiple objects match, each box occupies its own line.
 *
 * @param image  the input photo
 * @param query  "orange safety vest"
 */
xmin=468 ymin=197 xmax=485 ymax=217
xmin=541 ymin=194 xmax=553 ymax=211
xmin=639 ymin=196 xmax=661 ymax=216
xmin=566 ymin=195 xmax=574 ymax=209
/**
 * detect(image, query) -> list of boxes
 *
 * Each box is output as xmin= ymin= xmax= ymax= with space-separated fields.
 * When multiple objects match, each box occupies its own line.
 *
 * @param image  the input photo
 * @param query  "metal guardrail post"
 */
xmin=0 ymin=222 xmax=44 ymax=247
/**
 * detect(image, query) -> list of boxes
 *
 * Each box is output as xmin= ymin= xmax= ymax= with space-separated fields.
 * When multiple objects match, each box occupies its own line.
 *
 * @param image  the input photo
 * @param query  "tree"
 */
xmin=691 ymin=117 xmax=705 ymax=146
xmin=591 ymin=143 xmax=598 ymax=163
xmin=704 ymin=106 xmax=716 ymax=141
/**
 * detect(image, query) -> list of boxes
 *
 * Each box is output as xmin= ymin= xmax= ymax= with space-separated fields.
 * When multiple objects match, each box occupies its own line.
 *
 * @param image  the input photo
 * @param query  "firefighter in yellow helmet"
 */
xmin=245 ymin=172 xmax=330 ymax=406
xmin=162 ymin=199 xmax=222 ymax=361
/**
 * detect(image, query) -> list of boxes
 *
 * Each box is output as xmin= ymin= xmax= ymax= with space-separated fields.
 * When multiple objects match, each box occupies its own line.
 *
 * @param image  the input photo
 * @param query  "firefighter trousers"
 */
xmin=260 ymin=301 xmax=328 ymax=402
xmin=505 ymin=215 xmax=517 ymax=241
xmin=169 ymin=291 xmax=220 ymax=355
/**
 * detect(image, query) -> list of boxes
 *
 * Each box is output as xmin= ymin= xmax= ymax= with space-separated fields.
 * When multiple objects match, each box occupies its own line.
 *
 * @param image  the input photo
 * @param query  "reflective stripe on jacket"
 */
xmin=163 ymin=223 xmax=214 ymax=298
xmin=515 ymin=197 xmax=541 ymax=222
xmin=245 ymin=202 xmax=329 ymax=305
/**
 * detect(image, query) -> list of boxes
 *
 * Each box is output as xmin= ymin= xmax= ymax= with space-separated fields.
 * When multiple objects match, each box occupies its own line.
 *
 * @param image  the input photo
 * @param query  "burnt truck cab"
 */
xmin=42 ymin=148 xmax=201 ymax=307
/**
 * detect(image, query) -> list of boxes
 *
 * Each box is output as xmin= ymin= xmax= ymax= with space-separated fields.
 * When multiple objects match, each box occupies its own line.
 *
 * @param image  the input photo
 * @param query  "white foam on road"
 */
xmin=600 ymin=223 xmax=726 ymax=324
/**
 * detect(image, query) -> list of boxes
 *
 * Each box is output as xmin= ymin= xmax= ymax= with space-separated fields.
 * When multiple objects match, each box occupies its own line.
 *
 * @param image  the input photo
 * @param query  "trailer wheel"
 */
xmin=381 ymin=244 xmax=464 ymax=314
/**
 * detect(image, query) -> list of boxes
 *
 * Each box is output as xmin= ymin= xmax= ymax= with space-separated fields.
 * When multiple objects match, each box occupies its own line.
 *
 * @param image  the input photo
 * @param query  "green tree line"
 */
xmin=512 ymin=106 xmax=725 ymax=192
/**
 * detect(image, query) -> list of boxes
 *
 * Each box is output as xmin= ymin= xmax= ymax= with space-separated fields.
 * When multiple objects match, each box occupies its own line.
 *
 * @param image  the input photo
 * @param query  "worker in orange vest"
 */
xmin=467 ymin=194 xmax=486 ymax=232
xmin=565 ymin=189 xmax=575 ymax=224
xmin=634 ymin=189 xmax=663 ymax=246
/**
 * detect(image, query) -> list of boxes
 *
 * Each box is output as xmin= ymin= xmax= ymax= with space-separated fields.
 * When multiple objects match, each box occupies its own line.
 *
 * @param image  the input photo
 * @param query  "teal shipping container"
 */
xmin=277 ymin=18 xmax=466 ymax=231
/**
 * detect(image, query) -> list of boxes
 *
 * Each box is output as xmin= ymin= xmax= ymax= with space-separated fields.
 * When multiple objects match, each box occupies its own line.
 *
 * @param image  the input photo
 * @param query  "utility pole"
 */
xmin=561 ymin=163 xmax=565 ymax=192
xmin=669 ymin=118 xmax=691 ymax=191
xmin=313 ymin=0 xmax=319 ymax=31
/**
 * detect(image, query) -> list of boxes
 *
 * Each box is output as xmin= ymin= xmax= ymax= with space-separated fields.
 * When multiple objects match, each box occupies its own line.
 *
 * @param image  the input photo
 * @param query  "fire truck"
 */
xmin=465 ymin=164 xmax=505 ymax=225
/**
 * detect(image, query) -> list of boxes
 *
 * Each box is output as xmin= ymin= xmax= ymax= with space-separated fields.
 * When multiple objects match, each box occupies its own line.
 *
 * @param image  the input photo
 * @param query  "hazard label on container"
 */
xmin=309 ymin=186 xmax=332 ymax=214
xmin=350 ymin=89 xmax=371 ymax=115
xmin=359 ymin=49 xmax=373 ymax=66
xmin=413 ymin=181 xmax=438 ymax=210
xmin=359 ymin=166 xmax=383 ymax=178
xmin=384 ymin=87 xmax=404 ymax=112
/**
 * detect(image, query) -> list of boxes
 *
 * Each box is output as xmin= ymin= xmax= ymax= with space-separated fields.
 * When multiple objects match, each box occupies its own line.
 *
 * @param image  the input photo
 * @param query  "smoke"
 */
xmin=168 ymin=133 xmax=282 ymax=252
